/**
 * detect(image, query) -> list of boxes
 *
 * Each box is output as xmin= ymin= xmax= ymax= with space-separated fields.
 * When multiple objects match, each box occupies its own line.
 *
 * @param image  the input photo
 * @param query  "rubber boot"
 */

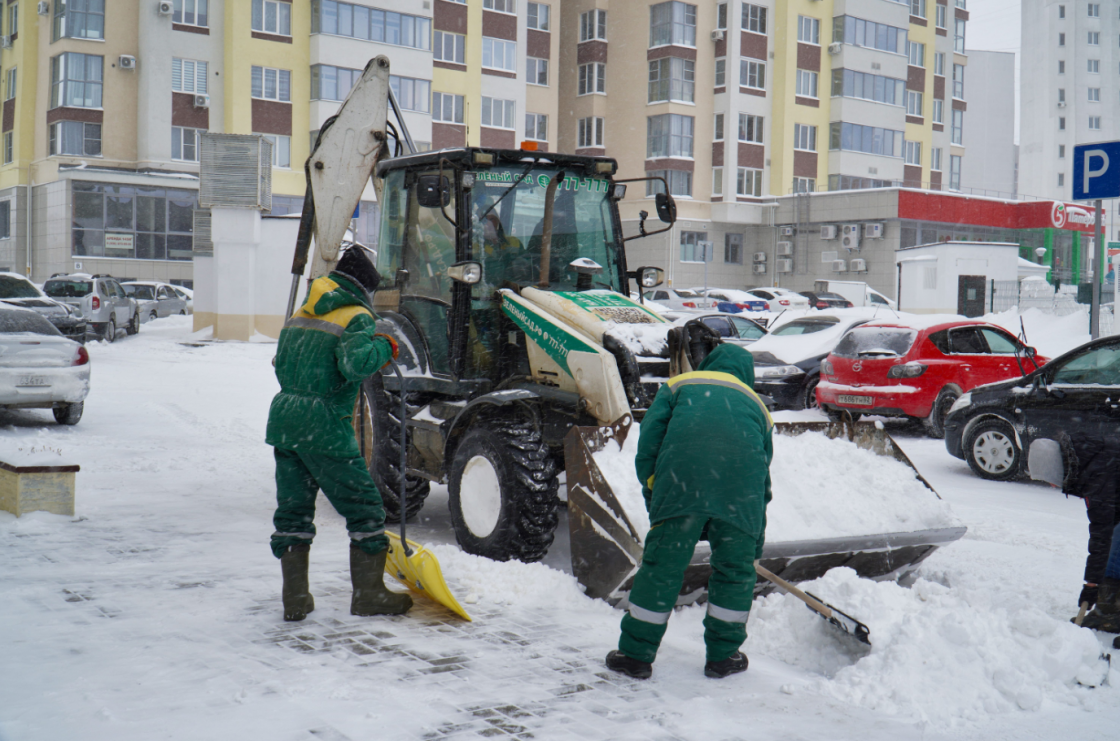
xmin=605 ymin=650 xmax=653 ymax=680
xmin=280 ymin=544 xmax=314 ymax=622
xmin=350 ymin=546 xmax=413 ymax=616
xmin=1082 ymin=578 xmax=1120 ymax=633
xmin=704 ymin=651 xmax=749 ymax=679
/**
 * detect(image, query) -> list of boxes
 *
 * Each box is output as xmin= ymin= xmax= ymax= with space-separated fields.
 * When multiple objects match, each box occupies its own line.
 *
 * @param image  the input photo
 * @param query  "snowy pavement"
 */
xmin=2 ymin=317 xmax=1119 ymax=740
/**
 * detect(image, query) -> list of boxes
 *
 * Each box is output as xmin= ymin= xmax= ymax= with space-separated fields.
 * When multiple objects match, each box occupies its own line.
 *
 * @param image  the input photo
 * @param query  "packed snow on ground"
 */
xmin=1 ymin=315 xmax=1118 ymax=741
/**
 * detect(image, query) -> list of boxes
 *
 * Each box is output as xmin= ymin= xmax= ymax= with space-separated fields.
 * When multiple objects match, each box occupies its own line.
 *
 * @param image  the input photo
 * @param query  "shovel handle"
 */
xmin=755 ymin=563 xmax=833 ymax=619
xmin=1075 ymin=601 xmax=1089 ymax=627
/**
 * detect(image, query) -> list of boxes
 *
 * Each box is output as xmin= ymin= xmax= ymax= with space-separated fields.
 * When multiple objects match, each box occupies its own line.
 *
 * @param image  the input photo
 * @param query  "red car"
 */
xmin=816 ymin=320 xmax=1048 ymax=437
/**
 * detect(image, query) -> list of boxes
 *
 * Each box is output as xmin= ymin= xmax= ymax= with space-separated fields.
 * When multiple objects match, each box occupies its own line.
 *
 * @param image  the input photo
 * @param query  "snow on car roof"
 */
xmin=749 ymin=314 xmax=874 ymax=363
xmin=857 ymin=314 xmax=979 ymax=331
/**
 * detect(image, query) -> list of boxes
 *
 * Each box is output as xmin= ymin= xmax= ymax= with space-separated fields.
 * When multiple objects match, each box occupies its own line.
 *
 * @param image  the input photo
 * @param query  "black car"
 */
xmin=800 ymin=291 xmax=855 ymax=310
xmin=945 ymin=335 xmax=1120 ymax=481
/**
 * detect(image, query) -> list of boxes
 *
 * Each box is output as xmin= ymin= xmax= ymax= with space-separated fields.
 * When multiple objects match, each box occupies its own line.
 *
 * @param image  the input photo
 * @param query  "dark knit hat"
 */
xmin=333 ymin=246 xmax=381 ymax=294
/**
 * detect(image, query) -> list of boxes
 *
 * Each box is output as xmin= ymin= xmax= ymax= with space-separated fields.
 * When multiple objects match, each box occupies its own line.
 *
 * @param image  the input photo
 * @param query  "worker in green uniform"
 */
xmin=266 ymin=246 xmax=413 ymax=622
xmin=606 ymin=341 xmax=774 ymax=679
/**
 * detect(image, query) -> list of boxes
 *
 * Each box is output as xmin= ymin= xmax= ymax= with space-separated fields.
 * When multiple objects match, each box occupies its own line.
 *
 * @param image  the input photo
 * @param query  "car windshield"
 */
xmin=772 ymin=318 xmax=840 ymax=336
xmin=44 ymin=279 xmax=92 ymax=298
xmin=832 ymin=327 xmax=918 ymax=358
xmin=0 ymin=275 xmax=41 ymax=299
xmin=674 ymin=289 xmax=700 ymax=297
xmin=0 ymin=309 xmax=63 ymax=335
xmin=125 ymin=285 xmax=156 ymax=300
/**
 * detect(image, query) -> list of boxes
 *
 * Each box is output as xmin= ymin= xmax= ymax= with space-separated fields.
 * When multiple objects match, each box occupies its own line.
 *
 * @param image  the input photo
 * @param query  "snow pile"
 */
xmin=590 ymin=425 xmax=957 ymax=543
xmin=748 ymin=567 xmax=1112 ymax=724
xmin=982 ymin=306 xmax=1092 ymax=360
xmin=603 ymin=320 xmax=671 ymax=357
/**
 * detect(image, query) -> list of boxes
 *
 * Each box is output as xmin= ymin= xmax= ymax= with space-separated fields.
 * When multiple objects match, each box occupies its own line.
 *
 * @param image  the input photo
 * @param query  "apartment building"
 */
xmin=0 ymin=0 xmax=560 ymax=284
xmin=958 ymin=49 xmax=1015 ymax=198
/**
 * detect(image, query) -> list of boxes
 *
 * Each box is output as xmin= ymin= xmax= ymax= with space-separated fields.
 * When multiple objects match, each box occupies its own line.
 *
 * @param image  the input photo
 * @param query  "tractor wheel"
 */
xmin=448 ymin=418 xmax=560 ymax=563
xmin=359 ymin=375 xmax=430 ymax=523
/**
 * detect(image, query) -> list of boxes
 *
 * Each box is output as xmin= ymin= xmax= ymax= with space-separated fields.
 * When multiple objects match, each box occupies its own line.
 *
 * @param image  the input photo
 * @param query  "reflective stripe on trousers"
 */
xmin=272 ymin=531 xmax=315 ymax=540
xmin=629 ymin=602 xmax=672 ymax=625
xmin=707 ymin=602 xmax=750 ymax=623
xmin=349 ymin=528 xmax=386 ymax=541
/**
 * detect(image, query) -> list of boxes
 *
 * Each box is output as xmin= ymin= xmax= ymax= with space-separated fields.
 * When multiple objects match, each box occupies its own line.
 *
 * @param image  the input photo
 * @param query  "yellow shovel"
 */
xmin=382 ymin=361 xmax=471 ymax=621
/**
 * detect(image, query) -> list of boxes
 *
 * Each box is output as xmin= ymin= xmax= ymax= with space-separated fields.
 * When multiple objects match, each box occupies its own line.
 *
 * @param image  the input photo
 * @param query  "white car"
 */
xmin=746 ymin=287 xmax=811 ymax=311
xmin=641 ymin=288 xmax=720 ymax=311
xmin=0 ymin=307 xmax=90 ymax=424
xmin=122 ymin=281 xmax=192 ymax=322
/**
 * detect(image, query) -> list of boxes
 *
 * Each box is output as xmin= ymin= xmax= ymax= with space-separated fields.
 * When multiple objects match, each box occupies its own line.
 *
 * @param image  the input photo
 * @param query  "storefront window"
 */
xmin=70 ymin=182 xmax=198 ymax=261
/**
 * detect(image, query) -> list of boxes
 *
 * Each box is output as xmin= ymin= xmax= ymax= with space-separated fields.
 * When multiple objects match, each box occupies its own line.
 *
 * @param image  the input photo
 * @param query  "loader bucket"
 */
xmin=564 ymin=420 xmax=967 ymax=606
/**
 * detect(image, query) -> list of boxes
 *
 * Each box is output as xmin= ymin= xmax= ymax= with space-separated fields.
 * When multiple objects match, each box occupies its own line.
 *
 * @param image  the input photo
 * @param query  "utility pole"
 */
xmin=1092 ymin=198 xmax=1103 ymax=338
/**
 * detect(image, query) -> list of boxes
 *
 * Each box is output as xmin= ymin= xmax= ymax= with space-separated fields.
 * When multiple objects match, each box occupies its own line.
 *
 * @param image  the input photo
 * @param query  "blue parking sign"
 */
xmin=1074 ymin=141 xmax=1120 ymax=200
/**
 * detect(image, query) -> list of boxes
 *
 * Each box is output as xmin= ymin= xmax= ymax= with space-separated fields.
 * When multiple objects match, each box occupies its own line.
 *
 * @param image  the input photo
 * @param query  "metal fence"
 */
xmin=987 ymin=279 xmax=1115 ymax=335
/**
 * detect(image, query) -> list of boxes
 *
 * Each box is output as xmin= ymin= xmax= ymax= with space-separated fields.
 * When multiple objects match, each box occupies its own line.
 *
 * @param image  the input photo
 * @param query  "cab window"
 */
xmin=869 ymin=292 xmax=888 ymax=306
xmin=1051 ymin=343 xmax=1120 ymax=385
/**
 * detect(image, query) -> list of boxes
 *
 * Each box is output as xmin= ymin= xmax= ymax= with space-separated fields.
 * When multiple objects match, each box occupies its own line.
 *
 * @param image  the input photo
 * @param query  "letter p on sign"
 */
xmin=1074 ymin=141 xmax=1120 ymax=200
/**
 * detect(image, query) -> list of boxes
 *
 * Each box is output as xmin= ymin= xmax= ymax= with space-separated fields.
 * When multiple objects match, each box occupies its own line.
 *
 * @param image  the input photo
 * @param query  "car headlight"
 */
xmin=948 ymin=392 xmax=972 ymax=415
xmin=756 ymin=365 xmax=801 ymax=378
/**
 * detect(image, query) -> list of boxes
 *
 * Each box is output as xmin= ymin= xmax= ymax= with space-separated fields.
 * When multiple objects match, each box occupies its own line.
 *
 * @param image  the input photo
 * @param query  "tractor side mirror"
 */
xmin=655 ymin=192 xmax=677 ymax=224
xmin=416 ymin=174 xmax=452 ymax=209
xmin=447 ymin=261 xmax=482 ymax=285
xmin=395 ymin=268 xmax=410 ymax=287
xmin=633 ymin=266 xmax=664 ymax=289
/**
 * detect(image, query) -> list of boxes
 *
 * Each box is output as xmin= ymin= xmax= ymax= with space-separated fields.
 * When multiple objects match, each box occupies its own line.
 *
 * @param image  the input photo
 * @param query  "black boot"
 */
xmin=280 ymin=544 xmax=314 ymax=622
xmin=350 ymin=546 xmax=413 ymax=616
xmin=1082 ymin=578 xmax=1120 ymax=633
xmin=605 ymin=650 xmax=653 ymax=679
xmin=704 ymin=651 xmax=748 ymax=678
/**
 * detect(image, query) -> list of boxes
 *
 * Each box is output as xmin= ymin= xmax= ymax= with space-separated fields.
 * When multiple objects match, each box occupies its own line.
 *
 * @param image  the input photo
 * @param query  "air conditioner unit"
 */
xmin=832 ymin=259 xmax=847 ymax=273
xmin=828 ymin=42 xmax=842 ymax=55
xmin=779 ymin=226 xmax=795 ymax=236
xmin=1057 ymin=101 xmax=1067 ymax=108
xmin=776 ymin=258 xmax=794 ymax=273
xmin=776 ymin=241 xmax=793 ymax=256
xmin=863 ymin=222 xmax=884 ymax=239
xmin=841 ymin=224 xmax=861 ymax=250
xmin=711 ymin=29 xmax=725 ymax=42
xmin=158 ymin=1 xmax=174 ymax=16
xmin=37 ymin=1 xmax=49 ymax=15
xmin=753 ymin=251 xmax=767 ymax=262
xmin=119 ymin=55 xmax=137 ymax=70
xmin=850 ymin=258 xmax=867 ymax=272
xmin=753 ymin=263 xmax=768 ymax=274
xmin=194 ymin=94 xmax=210 ymax=108
xmin=1 ymin=37 xmax=11 ymax=49
xmin=820 ymin=224 xmax=838 ymax=240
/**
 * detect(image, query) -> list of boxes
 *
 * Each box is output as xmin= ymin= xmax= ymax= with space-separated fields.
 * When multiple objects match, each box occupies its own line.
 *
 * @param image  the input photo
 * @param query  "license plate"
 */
xmin=17 ymin=375 xmax=49 ymax=387
xmin=837 ymin=394 xmax=873 ymax=406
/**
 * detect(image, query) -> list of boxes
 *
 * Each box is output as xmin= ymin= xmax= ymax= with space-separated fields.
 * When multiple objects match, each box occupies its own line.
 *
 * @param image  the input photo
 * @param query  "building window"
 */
xmin=252 ymin=0 xmax=291 ymax=36
xmin=715 ymin=58 xmax=725 ymax=86
xmin=736 ymin=168 xmax=762 ymax=197
xmin=797 ymin=15 xmax=819 ymax=44
xmin=649 ymin=1 xmax=697 ymax=48
xmin=481 ymin=97 xmax=516 ymax=129
xmin=647 ymin=169 xmax=692 ymax=197
xmin=933 ymin=99 xmax=943 ymax=123
xmin=931 ymin=147 xmax=942 ymax=171
xmin=70 ymin=181 xmax=198 ymax=261
xmin=53 ymin=0 xmax=105 ymax=41
xmin=312 ymin=1 xmax=431 ymax=49
xmin=717 ymin=3 xmax=727 ymax=29
xmin=951 ymin=109 xmax=963 ymax=143
xmin=907 ymin=41 xmax=925 ymax=67
xmin=741 ymin=4 xmax=766 ymax=34
xmin=3 ymin=132 xmax=12 ymax=165
xmin=1059 ymin=144 xmax=1066 ymax=158
xmin=527 ymin=2 xmax=549 ymax=30
xmin=955 ymin=18 xmax=966 ymax=52
xmin=50 ymin=53 xmax=103 ymax=109
xmin=1059 ymin=88 xmax=1066 ymax=103
xmin=1059 ymin=117 xmax=1066 ymax=130
xmin=740 ymin=59 xmax=765 ymax=90
xmin=647 ymin=114 xmax=694 ymax=158
xmin=724 ymin=233 xmax=742 ymax=263
xmin=936 ymin=4 xmax=946 ymax=28
xmin=433 ymin=92 xmax=465 ymax=124
xmin=579 ymin=63 xmax=606 ymax=95
xmin=172 ymin=58 xmax=208 ymax=95
xmin=953 ymin=64 xmax=965 ymax=98
xmin=1058 ymin=173 xmax=1065 ymax=187
xmin=579 ymin=9 xmax=606 ymax=41
xmin=1088 ymin=31 xmax=1100 ymax=45
xmin=171 ymin=126 xmax=204 ymax=162
xmin=390 ymin=76 xmax=431 ymax=113
xmin=1089 ymin=87 xmax=1101 ymax=102
xmin=525 ymin=112 xmax=548 ymax=142
xmin=934 ymin=52 xmax=945 ymax=76
xmin=484 ymin=0 xmax=515 ymax=13
xmin=712 ymin=167 xmax=724 ymax=197
xmin=527 ymin=58 xmax=548 ymax=86
xmin=251 ymin=66 xmax=291 ymax=102
xmin=796 ymin=69 xmax=818 ymax=98
xmin=910 ymin=0 xmax=926 ymax=17
xmin=434 ymin=31 xmax=466 ymax=64
xmin=1059 ymin=32 xmax=1065 ymax=46
xmin=831 ymin=69 xmax=905 ymax=106
xmin=904 ymin=140 xmax=921 ymax=165
xmin=679 ymin=231 xmax=708 ymax=261
xmin=4 ymin=68 xmax=14 ymax=101
xmin=49 ymin=120 xmax=101 ymax=156
xmin=173 ymin=0 xmax=208 ymax=27
xmin=578 ymin=116 xmax=604 ymax=148
xmin=793 ymin=177 xmax=815 ymax=194
xmin=482 ymin=37 xmax=517 ymax=72
xmin=714 ymin=113 xmax=724 ymax=141
xmin=738 ymin=113 xmax=763 ymax=143
xmin=1090 ymin=116 xmax=1102 ymax=130
xmin=794 ymin=123 xmax=816 ymax=151
xmin=1058 ymin=60 xmax=1065 ymax=73
xmin=950 ymin=154 xmax=961 ymax=189
xmin=258 ymin=133 xmax=291 ymax=168
xmin=829 ymin=122 xmax=903 ymax=156
xmin=833 ymin=16 xmax=906 ymax=55
xmin=649 ymin=57 xmax=695 ymax=103
xmin=312 ymin=65 xmax=358 ymax=101
xmin=1058 ymin=4 xmax=1065 ymax=18
xmin=1089 ymin=3 xmax=1100 ymax=17
xmin=907 ymin=90 xmax=923 ymax=116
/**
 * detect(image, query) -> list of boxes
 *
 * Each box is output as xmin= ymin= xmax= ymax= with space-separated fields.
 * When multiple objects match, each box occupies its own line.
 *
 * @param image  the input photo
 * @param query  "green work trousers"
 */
xmin=270 ymin=447 xmax=389 ymax=559
xmin=619 ymin=515 xmax=759 ymax=663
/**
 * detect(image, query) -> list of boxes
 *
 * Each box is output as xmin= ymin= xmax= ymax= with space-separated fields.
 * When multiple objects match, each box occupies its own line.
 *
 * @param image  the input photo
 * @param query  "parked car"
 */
xmin=172 ymin=285 xmax=194 ymax=314
xmin=641 ymin=288 xmax=720 ymax=311
xmin=800 ymin=291 xmax=855 ymax=310
xmin=748 ymin=313 xmax=873 ymax=410
xmin=0 ymin=272 xmax=87 ymax=344
xmin=669 ymin=311 xmax=768 ymax=347
xmin=42 ymin=274 xmax=140 ymax=342
xmin=122 ymin=281 xmax=191 ymax=322
xmin=818 ymin=320 xmax=1048 ymax=438
xmin=696 ymin=288 xmax=769 ymax=313
xmin=812 ymin=280 xmax=898 ymax=310
xmin=943 ymin=335 xmax=1113 ymax=481
xmin=746 ymin=287 xmax=811 ymax=310
xmin=0 ymin=306 xmax=90 ymax=424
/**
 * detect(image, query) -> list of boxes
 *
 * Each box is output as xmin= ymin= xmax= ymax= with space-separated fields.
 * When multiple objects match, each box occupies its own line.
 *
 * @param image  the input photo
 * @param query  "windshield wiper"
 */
xmin=478 ymin=159 xmax=538 ymax=225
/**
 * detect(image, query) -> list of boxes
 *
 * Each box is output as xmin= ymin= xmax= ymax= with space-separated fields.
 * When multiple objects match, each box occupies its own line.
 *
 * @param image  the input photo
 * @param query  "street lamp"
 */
xmin=1035 ymin=246 xmax=1047 ymax=264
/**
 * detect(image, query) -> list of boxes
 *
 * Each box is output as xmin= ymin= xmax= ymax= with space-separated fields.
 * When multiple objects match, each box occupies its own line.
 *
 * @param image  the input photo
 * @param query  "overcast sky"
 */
xmin=967 ymin=0 xmax=1023 ymax=141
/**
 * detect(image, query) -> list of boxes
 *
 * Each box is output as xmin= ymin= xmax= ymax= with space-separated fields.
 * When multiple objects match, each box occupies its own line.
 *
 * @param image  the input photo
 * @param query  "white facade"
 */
xmin=959 ymin=50 xmax=1016 ymax=197
xmin=896 ymin=241 xmax=1020 ymax=314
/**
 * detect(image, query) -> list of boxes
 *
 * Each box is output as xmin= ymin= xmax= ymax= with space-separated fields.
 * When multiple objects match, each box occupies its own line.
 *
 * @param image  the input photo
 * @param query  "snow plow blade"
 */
xmin=564 ymin=419 xmax=967 ymax=605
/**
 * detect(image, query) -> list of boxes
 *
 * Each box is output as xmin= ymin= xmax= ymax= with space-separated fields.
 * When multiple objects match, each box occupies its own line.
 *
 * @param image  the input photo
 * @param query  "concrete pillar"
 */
xmin=211 ymin=208 xmax=261 ymax=341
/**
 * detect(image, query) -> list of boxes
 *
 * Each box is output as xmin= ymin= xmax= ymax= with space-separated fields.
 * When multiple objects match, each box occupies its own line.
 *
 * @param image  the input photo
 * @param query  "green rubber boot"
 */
xmin=1082 ymin=578 xmax=1120 ymax=634
xmin=280 ymin=544 xmax=314 ymax=622
xmin=350 ymin=546 xmax=413 ymax=616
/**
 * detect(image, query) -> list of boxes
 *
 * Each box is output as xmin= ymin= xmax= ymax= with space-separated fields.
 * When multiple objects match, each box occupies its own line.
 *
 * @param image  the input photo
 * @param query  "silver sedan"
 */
xmin=0 ymin=307 xmax=91 ymax=424
xmin=123 ymin=282 xmax=190 ymax=322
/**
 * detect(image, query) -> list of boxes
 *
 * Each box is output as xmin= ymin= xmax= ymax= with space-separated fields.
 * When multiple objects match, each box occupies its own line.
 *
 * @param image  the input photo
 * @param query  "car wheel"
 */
xmin=965 ymin=418 xmax=1022 ymax=481
xmin=102 ymin=317 xmax=116 ymax=343
xmin=800 ymin=374 xmax=821 ymax=411
xmin=149 ymin=310 xmax=158 ymax=322
xmin=922 ymin=388 xmax=960 ymax=439
xmin=179 ymin=310 xmax=186 ymax=315
xmin=127 ymin=312 xmax=140 ymax=335
xmin=53 ymin=402 xmax=83 ymax=426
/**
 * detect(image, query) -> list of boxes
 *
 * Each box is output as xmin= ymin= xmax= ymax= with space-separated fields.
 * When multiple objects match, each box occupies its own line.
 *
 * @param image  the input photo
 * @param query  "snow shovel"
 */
xmin=381 ymin=360 xmax=472 ymax=622
xmin=755 ymin=563 xmax=870 ymax=646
